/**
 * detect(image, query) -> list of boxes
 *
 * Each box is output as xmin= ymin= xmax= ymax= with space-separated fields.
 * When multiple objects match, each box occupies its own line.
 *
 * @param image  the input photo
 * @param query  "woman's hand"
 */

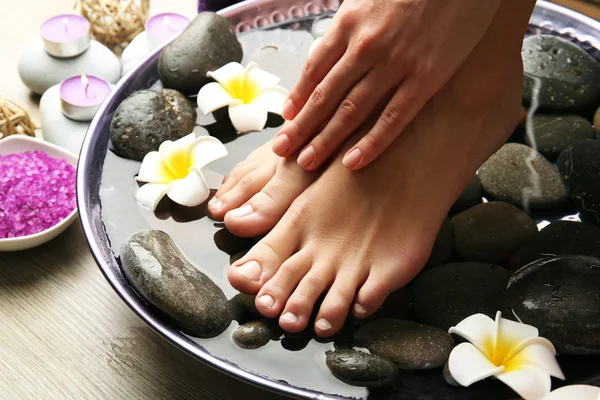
xmin=271 ymin=0 xmax=501 ymax=170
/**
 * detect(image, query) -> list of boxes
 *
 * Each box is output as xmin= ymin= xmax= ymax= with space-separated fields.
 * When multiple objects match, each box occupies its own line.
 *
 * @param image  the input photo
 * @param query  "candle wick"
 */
xmin=62 ymin=17 xmax=69 ymax=33
xmin=84 ymin=84 xmax=97 ymax=100
xmin=164 ymin=16 xmax=176 ymax=32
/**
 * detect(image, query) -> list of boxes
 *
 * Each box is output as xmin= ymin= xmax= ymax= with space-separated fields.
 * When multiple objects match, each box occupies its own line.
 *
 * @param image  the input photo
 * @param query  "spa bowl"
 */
xmin=78 ymin=1 xmax=600 ymax=399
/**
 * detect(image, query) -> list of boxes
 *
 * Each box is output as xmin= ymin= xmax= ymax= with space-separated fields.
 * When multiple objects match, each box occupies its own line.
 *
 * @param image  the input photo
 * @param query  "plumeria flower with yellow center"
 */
xmin=542 ymin=385 xmax=600 ymax=400
xmin=197 ymin=62 xmax=289 ymax=133
xmin=135 ymin=132 xmax=227 ymax=211
xmin=447 ymin=311 xmax=565 ymax=400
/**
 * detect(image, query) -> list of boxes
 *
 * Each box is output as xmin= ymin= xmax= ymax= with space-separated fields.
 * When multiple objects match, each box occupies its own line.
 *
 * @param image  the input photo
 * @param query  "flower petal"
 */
xmin=449 ymin=313 xmax=497 ymax=358
xmin=166 ymin=168 xmax=210 ymax=207
xmin=493 ymin=311 xmax=539 ymax=365
xmin=187 ymin=136 xmax=228 ymax=171
xmin=253 ymin=86 xmax=289 ymax=115
xmin=543 ymin=385 xmax=600 ymax=400
xmin=207 ymin=62 xmax=246 ymax=87
xmin=447 ymin=343 xmax=506 ymax=387
xmin=244 ymin=62 xmax=281 ymax=89
xmin=159 ymin=133 xmax=196 ymax=179
xmin=504 ymin=337 xmax=564 ymax=380
xmin=136 ymin=183 xmax=172 ymax=211
xmin=197 ymin=82 xmax=241 ymax=115
xmin=228 ymin=103 xmax=268 ymax=133
xmin=135 ymin=151 xmax=176 ymax=184
xmin=495 ymin=364 xmax=551 ymax=400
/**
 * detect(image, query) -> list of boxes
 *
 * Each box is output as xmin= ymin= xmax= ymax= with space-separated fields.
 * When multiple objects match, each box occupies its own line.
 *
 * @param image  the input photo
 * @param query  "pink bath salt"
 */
xmin=0 ymin=151 xmax=76 ymax=239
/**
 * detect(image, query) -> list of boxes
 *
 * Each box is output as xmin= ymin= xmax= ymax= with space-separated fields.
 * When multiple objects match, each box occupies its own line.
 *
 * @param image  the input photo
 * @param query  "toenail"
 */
xmin=228 ymin=205 xmax=253 ymax=218
xmin=280 ymin=312 xmax=299 ymax=324
xmin=211 ymin=200 xmax=223 ymax=211
xmin=272 ymin=134 xmax=290 ymax=154
xmin=236 ymin=260 xmax=261 ymax=281
xmin=297 ymin=146 xmax=316 ymax=169
xmin=257 ymin=294 xmax=275 ymax=308
xmin=315 ymin=318 xmax=332 ymax=331
xmin=353 ymin=303 xmax=367 ymax=315
xmin=342 ymin=148 xmax=362 ymax=169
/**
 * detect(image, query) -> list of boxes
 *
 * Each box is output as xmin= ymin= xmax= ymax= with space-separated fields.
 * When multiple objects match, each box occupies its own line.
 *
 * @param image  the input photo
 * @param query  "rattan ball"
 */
xmin=75 ymin=0 xmax=150 ymax=53
xmin=0 ymin=98 xmax=37 ymax=140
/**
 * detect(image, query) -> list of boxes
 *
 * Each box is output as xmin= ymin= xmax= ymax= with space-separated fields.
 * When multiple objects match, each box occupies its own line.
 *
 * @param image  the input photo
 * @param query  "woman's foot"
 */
xmin=227 ymin=0 xmax=533 ymax=336
xmin=208 ymin=140 xmax=318 ymax=237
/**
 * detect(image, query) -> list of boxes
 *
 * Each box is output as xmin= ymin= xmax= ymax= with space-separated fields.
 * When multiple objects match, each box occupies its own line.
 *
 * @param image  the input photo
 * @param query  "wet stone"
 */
xmin=478 ymin=143 xmax=569 ymax=210
xmin=159 ymin=12 xmax=243 ymax=95
xmin=110 ymin=89 xmax=196 ymax=161
xmin=354 ymin=319 xmax=454 ymax=370
xmin=325 ymin=349 xmax=399 ymax=388
xmin=503 ymin=255 xmax=600 ymax=355
xmin=451 ymin=202 xmax=538 ymax=264
xmin=232 ymin=319 xmax=280 ymax=349
xmin=230 ymin=293 xmax=261 ymax=321
xmin=450 ymin=175 xmax=483 ymax=215
xmin=120 ymin=230 xmax=232 ymax=338
xmin=524 ymin=114 xmax=596 ymax=161
xmin=557 ymin=140 xmax=600 ymax=225
xmin=510 ymin=220 xmax=600 ymax=270
xmin=522 ymin=35 xmax=600 ymax=113
xmin=411 ymin=262 xmax=511 ymax=331
xmin=443 ymin=361 xmax=461 ymax=387
xmin=426 ymin=217 xmax=454 ymax=267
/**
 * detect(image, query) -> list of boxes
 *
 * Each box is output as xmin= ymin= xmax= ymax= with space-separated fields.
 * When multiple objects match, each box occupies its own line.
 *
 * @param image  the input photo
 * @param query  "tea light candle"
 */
xmin=145 ymin=13 xmax=190 ymax=50
xmin=40 ymin=14 xmax=91 ymax=58
xmin=60 ymin=75 xmax=110 ymax=122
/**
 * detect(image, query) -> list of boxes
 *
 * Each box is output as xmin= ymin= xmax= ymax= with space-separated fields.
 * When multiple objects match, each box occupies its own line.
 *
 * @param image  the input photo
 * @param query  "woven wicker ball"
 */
xmin=75 ymin=0 xmax=150 ymax=53
xmin=0 ymin=98 xmax=37 ymax=140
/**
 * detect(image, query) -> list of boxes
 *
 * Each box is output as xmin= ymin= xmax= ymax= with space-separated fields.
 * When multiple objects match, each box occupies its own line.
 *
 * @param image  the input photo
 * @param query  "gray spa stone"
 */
xmin=524 ymin=114 xmax=596 ymax=160
xmin=354 ymin=319 xmax=454 ymax=370
xmin=232 ymin=319 xmax=280 ymax=349
xmin=18 ymin=39 xmax=120 ymax=95
xmin=121 ymin=32 xmax=150 ymax=77
xmin=478 ymin=143 xmax=569 ymax=210
xmin=39 ymin=84 xmax=89 ymax=155
xmin=325 ymin=349 xmax=399 ymax=387
xmin=503 ymin=255 xmax=600 ymax=355
xmin=120 ymin=230 xmax=232 ymax=338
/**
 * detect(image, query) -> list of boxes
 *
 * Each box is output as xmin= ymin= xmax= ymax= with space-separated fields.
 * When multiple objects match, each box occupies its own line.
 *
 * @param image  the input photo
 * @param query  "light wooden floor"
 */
xmin=0 ymin=1 xmax=597 ymax=399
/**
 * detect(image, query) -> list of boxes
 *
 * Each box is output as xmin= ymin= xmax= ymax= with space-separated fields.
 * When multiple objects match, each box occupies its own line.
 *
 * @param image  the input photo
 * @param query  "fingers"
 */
xmin=342 ymin=75 xmax=427 ymax=170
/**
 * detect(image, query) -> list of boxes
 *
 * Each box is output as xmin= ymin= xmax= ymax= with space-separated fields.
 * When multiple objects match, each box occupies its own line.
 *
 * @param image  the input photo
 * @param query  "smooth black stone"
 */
xmin=557 ymin=140 xmax=600 ymax=225
xmin=110 ymin=89 xmax=196 ymax=161
xmin=524 ymin=115 xmax=596 ymax=160
xmin=411 ymin=262 xmax=511 ymax=331
xmin=232 ymin=319 xmax=280 ymax=349
xmin=354 ymin=319 xmax=454 ymax=370
xmin=522 ymin=35 xmax=600 ymax=113
xmin=451 ymin=202 xmax=538 ymax=264
xmin=478 ymin=143 xmax=569 ymax=210
xmin=325 ymin=349 xmax=399 ymax=388
xmin=503 ymin=255 xmax=600 ymax=354
xmin=120 ymin=230 xmax=232 ymax=338
xmin=510 ymin=220 xmax=600 ymax=270
xmin=230 ymin=293 xmax=261 ymax=321
xmin=450 ymin=175 xmax=483 ymax=215
xmin=426 ymin=217 xmax=454 ymax=267
xmin=159 ymin=12 xmax=243 ymax=95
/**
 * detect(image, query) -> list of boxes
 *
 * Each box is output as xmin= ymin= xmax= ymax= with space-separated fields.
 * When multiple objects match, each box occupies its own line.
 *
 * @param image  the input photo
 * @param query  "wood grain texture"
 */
xmin=0 ymin=1 xmax=597 ymax=399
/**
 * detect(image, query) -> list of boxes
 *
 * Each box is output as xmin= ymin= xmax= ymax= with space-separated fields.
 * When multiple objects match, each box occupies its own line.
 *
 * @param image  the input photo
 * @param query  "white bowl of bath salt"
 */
xmin=0 ymin=135 xmax=78 ymax=251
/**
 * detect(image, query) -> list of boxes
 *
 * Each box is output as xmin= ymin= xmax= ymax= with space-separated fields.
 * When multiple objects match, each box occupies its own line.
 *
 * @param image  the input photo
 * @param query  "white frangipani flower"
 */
xmin=447 ymin=312 xmax=565 ymax=400
xmin=542 ymin=385 xmax=600 ymax=400
xmin=135 ymin=132 xmax=227 ymax=211
xmin=197 ymin=62 xmax=289 ymax=134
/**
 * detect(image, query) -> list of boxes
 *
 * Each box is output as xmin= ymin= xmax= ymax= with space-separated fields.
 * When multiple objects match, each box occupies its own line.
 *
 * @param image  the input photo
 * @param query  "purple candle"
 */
xmin=145 ymin=13 xmax=190 ymax=49
xmin=60 ymin=75 xmax=111 ymax=122
xmin=40 ymin=14 xmax=90 ymax=58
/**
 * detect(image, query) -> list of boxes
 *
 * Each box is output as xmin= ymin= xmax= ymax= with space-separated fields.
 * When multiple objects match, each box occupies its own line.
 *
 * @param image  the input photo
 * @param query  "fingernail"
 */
xmin=297 ymin=146 xmax=316 ymax=169
xmin=257 ymin=294 xmax=275 ymax=308
xmin=315 ymin=318 xmax=332 ymax=331
xmin=282 ymin=99 xmax=295 ymax=120
xmin=236 ymin=260 xmax=261 ymax=281
xmin=210 ymin=200 xmax=223 ymax=211
xmin=228 ymin=205 xmax=253 ymax=218
xmin=342 ymin=149 xmax=362 ymax=169
xmin=353 ymin=303 xmax=367 ymax=315
xmin=272 ymin=134 xmax=290 ymax=155
xmin=280 ymin=312 xmax=299 ymax=324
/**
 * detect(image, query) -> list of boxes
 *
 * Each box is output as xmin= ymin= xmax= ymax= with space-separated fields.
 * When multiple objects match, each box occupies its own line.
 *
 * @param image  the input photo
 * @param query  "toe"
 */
xmin=224 ymin=164 xmax=316 ymax=237
xmin=352 ymin=270 xmax=395 ymax=319
xmin=279 ymin=263 xmax=335 ymax=333
xmin=255 ymin=250 xmax=314 ymax=319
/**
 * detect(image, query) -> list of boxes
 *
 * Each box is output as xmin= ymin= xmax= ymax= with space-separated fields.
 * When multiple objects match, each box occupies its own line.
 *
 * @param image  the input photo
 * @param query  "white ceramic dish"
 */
xmin=0 ymin=135 xmax=78 ymax=251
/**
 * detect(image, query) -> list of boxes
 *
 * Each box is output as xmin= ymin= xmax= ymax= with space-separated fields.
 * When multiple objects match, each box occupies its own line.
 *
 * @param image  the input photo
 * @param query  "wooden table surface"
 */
xmin=0 ymin=1 xmax=598 ymax=399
